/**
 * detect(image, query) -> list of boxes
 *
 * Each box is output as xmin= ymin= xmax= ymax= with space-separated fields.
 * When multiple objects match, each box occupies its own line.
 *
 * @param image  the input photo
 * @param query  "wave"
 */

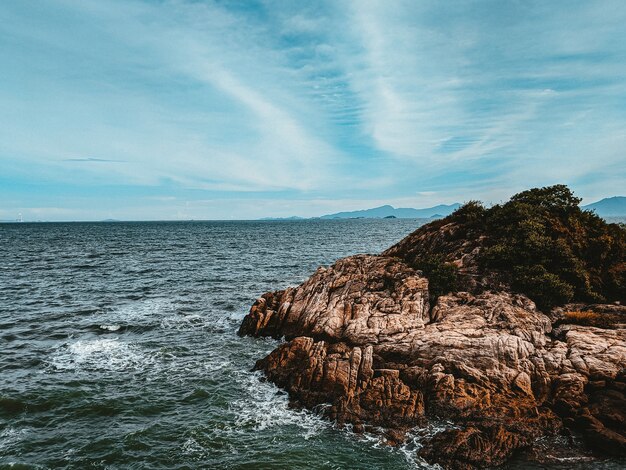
xmin=0 ymin=426 xmax=30 ymax=453
xmin=46 ymin=338 xmax=153 ymax=373
xmin=229 ymin=371 xmax=329 ymax=439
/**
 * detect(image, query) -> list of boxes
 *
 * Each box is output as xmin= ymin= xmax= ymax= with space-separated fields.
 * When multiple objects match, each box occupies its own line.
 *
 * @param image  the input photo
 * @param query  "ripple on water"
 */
xmin=0 ymin=427 xmax=29 ymax=452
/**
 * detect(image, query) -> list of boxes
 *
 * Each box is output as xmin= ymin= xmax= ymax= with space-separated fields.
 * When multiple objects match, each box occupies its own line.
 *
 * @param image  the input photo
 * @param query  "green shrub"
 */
xmin=442 ymin=185 xmax=625 ymax=310
xmin=509 ymin=184 xmax=582 ymax=210
xmin=451 ymin=200 xmax=487 ymax=225
xmin=394 ymin=185 xmax=625 ymax=310
xmin=414 ymin=255 xmax=459 ymax=302
xmin=512 ymin=265 xmax=574 ymax=310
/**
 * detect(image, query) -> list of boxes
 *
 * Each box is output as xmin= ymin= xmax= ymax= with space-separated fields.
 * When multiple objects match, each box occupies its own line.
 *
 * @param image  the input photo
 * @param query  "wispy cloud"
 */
xmin=0 ymin=0 xmax=624 ymax=220
xmin=63 ymin=158 xmax=126 ymax=163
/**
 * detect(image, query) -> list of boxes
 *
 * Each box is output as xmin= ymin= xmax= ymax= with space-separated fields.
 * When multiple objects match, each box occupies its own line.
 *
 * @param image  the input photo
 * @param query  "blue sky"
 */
xmin=1 ymin=0 xmax=625 ymax=221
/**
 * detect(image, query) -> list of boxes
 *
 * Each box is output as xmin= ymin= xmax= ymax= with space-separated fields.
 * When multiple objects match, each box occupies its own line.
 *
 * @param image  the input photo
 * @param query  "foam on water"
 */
xmin=47 ymin=338 xmax=152 ymax=372
xmin=160 ymin=313 xmax=210 ymax=331
xmin=201 ymin=357 xmax=232 ymax=372
xmin=97 ymin=297 xmax=229 ymax=333
xmin=230 ymin=370 xmax=329 ymax=439
xmin=108 ymin=298 xmax=172 ymax=324
xmin=99 ymin=324 xmax=121 ymax=331
xmin=397 ymin=423 xmax=455 ymax=470
xmin=332 ymin=422 xmax=446 ymax=469
xmin=181 ymin=436 xmax=207 ymax=458
xmin=520 ymin=434 xmax=599 ymax=466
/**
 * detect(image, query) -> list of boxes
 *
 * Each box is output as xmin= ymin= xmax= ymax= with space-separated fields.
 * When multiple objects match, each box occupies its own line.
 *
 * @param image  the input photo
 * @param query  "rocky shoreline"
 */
xmin=238 ymin=253 xmax=625 ymax=468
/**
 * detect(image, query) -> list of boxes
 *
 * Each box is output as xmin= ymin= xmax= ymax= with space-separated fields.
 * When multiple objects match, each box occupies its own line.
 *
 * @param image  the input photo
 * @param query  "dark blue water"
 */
xmin=1 ymin=220 xmax=621 ymax=469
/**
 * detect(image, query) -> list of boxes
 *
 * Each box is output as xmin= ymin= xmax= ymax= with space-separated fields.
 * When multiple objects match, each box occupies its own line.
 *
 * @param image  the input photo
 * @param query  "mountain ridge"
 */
xmin=582 ymin=196 xmax=626 ymax=217
xmin=319 ymin=203 xmax=462 ymax=219
xmin=259 ymin=196 xmax=625 ymax=221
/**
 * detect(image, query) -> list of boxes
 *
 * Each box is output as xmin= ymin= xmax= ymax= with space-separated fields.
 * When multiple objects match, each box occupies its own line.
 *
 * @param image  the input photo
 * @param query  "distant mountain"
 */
xmin=258 ymin=197 xmax=626 ymax=222
xmin=582 ymin=196 xmax=626 ymax=217
xmin=320 ymin=203 xmax=461 ymax=219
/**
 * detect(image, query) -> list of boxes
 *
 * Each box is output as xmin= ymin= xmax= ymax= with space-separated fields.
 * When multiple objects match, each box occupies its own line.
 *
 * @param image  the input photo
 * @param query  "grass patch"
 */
xmin=559 ymin=310 xmax=623 ymax=329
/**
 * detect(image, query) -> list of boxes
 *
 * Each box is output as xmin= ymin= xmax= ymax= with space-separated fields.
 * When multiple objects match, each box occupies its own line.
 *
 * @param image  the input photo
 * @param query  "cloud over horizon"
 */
xmin=1 ymin=0 xmax=625 ymax=220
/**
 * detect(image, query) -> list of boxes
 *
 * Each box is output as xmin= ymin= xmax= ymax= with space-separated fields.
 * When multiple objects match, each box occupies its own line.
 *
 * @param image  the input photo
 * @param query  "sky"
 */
xmin=1 ymin=0 xmax=625 ymax=221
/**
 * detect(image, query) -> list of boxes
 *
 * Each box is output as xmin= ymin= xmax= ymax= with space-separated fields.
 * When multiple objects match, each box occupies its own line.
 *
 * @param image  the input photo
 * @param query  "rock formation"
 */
xmin=238 ymin=186 xmax=626 ymax=469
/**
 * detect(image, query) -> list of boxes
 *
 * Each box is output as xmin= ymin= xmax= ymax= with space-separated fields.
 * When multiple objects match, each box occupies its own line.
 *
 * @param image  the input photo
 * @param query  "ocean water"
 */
xmin=0 ymin=220 xmax=622 ymax=469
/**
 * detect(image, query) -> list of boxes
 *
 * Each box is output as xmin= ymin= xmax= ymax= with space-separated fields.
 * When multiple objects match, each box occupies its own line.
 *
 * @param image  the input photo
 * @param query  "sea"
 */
xmin=1 ymin=220 xmax=623 ymax=469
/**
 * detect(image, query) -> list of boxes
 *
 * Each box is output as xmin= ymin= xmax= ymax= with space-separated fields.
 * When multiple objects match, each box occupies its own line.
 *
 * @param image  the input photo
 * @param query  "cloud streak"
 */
xmin=0 ymin=0 xmax=625 ymax=220
xmin=63 ymin=158 xmax=126 ymax=163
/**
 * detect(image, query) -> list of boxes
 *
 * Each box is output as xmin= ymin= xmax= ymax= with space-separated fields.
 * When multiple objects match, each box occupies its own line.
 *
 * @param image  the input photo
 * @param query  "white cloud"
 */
xmin=1 ymin=0 xmax=625 ymax=220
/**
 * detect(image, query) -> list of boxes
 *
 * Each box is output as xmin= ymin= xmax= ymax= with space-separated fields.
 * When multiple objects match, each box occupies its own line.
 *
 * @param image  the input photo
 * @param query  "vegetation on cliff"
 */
xmin=386 ymin=185 xmax=626 ymax=311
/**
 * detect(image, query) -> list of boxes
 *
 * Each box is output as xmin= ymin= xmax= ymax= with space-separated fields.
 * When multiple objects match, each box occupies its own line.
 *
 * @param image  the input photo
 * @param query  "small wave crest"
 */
xmin=99 ymin=324 xmax=121 ymax=331
xmin=46 ymin=338 xmax=152 ymax=372
xmin=229 ymin=371 xmax=329 ymax=439
xmin=0 ymin=426 xmax=29 ymax=452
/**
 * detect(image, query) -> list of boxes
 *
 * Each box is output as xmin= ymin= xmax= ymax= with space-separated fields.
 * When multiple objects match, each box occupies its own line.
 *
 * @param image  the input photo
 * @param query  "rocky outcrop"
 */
xmin=239 ymin=255 xmax=429 ymax=343
xmin=239 ymin=254 xmax=626 ymax=469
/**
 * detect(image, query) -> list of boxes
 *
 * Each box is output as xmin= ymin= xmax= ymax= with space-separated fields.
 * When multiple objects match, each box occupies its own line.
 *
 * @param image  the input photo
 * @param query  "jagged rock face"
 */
xmin=255 ymin=338 xmax=425 ymax=435
xmin=239 ymin=255 xmax=430 ymax=344
xmin=239 ymin=254 xmax=626 ymax=469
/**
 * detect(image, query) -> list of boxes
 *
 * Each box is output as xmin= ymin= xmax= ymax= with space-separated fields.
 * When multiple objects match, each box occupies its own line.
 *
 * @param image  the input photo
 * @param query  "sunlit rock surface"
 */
xmin=239 ymin=254 xmax=625 ymax=469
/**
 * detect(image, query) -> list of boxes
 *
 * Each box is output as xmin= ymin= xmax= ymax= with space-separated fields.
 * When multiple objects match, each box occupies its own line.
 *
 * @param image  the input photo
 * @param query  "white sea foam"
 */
xmin=229 ymin=371 xmax=329 ymax=439
xmin=228 ymin=368 xmax=449 ymax=467
xmin=160 ymin=313 xmax=208 ymax=330
xmin=202 ymin=358 xmax=232 ymax=372
xmin=398 ymin=423 xmax=452 ymax=469
xmin=110 ymin=298 xmax=171 ymax=323
xmin=104 ymin=298 xmax=221 ymax=332
xmin=47 ymin=338 xmax=151 ymax=372
xmin=181 ymin=437 xmax=205 ymax=456
xmin=99 ymin=324 xmax=121 ymax=331
xmin=529 ymin=434 xmax=596 ymax=464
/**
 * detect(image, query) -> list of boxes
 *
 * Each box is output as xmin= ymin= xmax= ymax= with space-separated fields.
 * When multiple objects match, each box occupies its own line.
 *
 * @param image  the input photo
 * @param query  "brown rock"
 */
xmin=239 ymin=255 xmax=429 ymax=344
xmin=239 ymin=254 xmax=626 ymax=469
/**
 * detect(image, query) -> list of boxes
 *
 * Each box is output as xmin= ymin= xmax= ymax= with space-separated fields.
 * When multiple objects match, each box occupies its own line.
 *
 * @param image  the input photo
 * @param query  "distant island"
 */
xmin=260 ymin=203 xmax=462 ymax=221
xmin=259 ymin=216 xmax=305 ymax=221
